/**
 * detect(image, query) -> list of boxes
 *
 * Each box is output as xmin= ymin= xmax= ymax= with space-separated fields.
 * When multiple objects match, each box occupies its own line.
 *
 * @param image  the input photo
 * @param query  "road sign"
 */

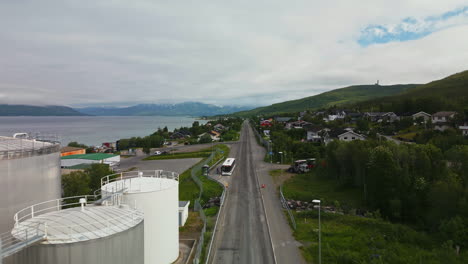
xmin=269 ymin=152 xmax=273 ymax=155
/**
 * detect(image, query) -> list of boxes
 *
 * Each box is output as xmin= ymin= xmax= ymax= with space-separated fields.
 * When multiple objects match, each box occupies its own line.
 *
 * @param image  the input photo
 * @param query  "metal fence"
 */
xmin=191 ymin=149 xmax=228 ymax=264
xmin=192 ymin=151 xmax=216 ymax=264
xmin=280 ymin=185 xmax=296 ymax=230
xmin=250 ymin=121 xmax=271 ymax=150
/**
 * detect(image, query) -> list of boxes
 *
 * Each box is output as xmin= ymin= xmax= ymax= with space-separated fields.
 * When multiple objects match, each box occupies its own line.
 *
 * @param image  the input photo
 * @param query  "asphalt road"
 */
xmin=209 ymin=121 xmax=276 ymax=264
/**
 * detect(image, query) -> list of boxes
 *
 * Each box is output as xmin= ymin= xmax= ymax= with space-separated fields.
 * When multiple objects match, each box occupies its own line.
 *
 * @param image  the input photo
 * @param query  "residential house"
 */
xmin=432 ymin=111 xmax=457 ymax=131
xmin=306 ymin=127 xmax=324 ymax=142
xmin=285 ymin=120 xmax=312 ymax=130
xmin=364 ymin=112 xmax=399 ymax=122
xmin=459 ymin=123 xmax=468 ymax=136
xmin=411 ymin=111 xmax=432 ymax=122
xmin=431 ymin=111 xmax=456 ymax=123
xmin=274 ymin=116 xmax=293 ymax=123
xmin=338 ymin=131 xmax=366 ymax=142
xmin=209 ymin=130 xmax=221 ymax=138
xmin=260 ymin=119 xmax=272 ymax=127
xmin=214 ymin=123 xmax=226 ymax=131
xmin=324 ymin=110 xmax=346 ymax=122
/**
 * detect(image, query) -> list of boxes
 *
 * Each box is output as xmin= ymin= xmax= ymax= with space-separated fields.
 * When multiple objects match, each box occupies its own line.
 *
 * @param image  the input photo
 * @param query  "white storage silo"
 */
xmin=8 ymin=196 xmax=144 ymax=264
xmin=0 ymin=136 xmax=61 ymax=235
xmin=101 ymin=171 xmax=179 ymax=264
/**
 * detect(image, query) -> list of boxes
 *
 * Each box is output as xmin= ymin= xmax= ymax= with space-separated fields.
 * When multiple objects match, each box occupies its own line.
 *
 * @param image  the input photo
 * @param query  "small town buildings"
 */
xmin=61 ymin=153 xmax=120 ymax=168
xmin=274 ymin=117 xmax=293 ymax=123
xmin=285 ymin=120 xmax=311 ymax=129
xmin=338 ymin=131 xmax=366 ymax=142
xmin=432 ymin=111 xmax=456 ymax=123
xmin=364 ymin=112 xmax=399 ymax=122
xmin=260 ymin=119 xmax=273 ymax=127
xmin=306 ymin=127 xmax=324 ymax=142
xmin=179 ymin=201 xmax=190 ymax=227
xmin=60 ymin=146 xmax=86 ymax=157
xmin=411 ymin=111 xmax=432 ymax=122
xmin=214 ymin=124 xmax=226 ymax=131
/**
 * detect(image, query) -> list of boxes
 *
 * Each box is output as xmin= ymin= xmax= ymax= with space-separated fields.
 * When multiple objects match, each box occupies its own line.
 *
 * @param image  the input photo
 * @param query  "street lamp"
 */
xmin=312 ymin=199 xmax=321 ymax=264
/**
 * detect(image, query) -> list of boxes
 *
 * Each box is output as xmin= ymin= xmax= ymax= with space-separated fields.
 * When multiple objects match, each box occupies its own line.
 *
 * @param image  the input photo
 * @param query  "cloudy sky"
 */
xmin=1 ymin=0 xmax=467 ymax=107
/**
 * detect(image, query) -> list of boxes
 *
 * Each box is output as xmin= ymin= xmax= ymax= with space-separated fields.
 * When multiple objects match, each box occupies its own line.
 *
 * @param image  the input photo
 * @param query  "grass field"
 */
xmin=282 ymin=171 xmax=468 ymax=263
xmin=143 ymin=148 xmax=212 ymax=160
xmin=281 ymin=171 xmax=364 ymax=209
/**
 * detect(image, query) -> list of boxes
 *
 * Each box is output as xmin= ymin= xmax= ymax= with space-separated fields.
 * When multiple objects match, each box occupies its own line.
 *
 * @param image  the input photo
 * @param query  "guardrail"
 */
xmin=280 ymin=185 xmax=296 ymax=230
xmin=0 ymin=144 xmax=60 ymax=160
xmin=101 ymin=170 xmax=179 ymax=186
xmin=205 ymin=157 xmax=227 ymax=264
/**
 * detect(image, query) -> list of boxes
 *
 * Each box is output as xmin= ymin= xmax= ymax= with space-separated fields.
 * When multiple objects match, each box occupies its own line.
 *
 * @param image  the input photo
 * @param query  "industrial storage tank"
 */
xmin=0 ymin=135 xmax=61 ymax=234
xmin=101 ymin=170 xmax=179 ymax=264
xmin=8 ymin=195 xmax=144 ymax=264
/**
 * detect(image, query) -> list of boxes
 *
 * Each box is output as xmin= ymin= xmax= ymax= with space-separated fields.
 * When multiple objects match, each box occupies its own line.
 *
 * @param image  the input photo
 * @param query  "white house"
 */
xmin=179 ymin=201 xmax=190 ymax=226
xmin=459 ymin=123 xmax=468 ymax=136
xmin=338 ymin=131 xmax=366 ymax=142
xmin=412 ymin=111 xmax=431 ymax=122
xmin=432 ymin=111 xmax=456 ymax=123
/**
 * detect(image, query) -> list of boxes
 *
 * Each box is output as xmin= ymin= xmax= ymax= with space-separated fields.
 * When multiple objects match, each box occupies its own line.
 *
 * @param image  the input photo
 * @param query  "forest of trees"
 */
xmin=316 ymin=139 xmax=468 ymax=249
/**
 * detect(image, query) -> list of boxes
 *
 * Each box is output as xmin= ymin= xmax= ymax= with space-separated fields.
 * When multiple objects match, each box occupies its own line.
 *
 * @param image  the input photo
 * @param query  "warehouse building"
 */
xmin=60 ymin=153 xmax=120 ymax=168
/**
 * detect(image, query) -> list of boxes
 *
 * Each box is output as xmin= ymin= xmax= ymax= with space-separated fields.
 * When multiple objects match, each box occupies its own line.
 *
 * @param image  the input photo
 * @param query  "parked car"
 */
xmin=154 ymin=150 xmax=162 ymax=155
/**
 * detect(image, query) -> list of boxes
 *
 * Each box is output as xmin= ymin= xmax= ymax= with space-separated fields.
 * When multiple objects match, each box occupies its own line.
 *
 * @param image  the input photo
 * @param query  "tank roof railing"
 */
xmin=0 ymin=136 xmax=60 ymax=160
xmin=100 ymin=170 xmax=179 ymax=190
xmin=13 ymin=195 xmax=100 ymax=228
xmin=9 ymin=194 xmax=143 ymax=245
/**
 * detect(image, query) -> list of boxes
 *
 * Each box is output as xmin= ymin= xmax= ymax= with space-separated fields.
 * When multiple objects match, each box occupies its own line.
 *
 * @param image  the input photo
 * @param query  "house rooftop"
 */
xmin=432 ymin=111 xmax=456 ymax=117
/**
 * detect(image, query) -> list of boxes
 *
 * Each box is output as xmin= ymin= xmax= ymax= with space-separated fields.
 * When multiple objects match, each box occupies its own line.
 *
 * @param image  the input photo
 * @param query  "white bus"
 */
xmin=221 ymin=158 xmax=236 ymax=176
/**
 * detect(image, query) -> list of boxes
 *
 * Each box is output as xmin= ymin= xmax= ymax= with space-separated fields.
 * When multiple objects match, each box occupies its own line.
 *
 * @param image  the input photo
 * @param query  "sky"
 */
xmin=0 ymin=0 xmax=467 ymax=107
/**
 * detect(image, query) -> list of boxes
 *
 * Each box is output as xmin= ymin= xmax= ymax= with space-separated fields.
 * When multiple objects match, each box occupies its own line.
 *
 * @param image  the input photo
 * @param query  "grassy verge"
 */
xmin=282 ymin=171 xmax=364 ymax=209
xmin=293 ymin=210 xmax=467 ymax=264
xmin=143 ymin=149 xmax=212 ymax=160
xmin=283 ymin=172 xmax=468 ymax=263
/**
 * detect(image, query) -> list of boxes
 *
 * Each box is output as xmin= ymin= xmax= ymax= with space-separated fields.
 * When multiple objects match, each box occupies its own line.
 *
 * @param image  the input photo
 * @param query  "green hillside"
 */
xmin=353 ymin=70 xmax=468 ymax=114
xmin=234 ymin=84 xmax=418 ymax=117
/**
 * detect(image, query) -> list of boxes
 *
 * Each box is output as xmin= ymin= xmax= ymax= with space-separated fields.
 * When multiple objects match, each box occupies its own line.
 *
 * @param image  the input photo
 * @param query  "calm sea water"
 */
xmin=0 ymin=116 xmax=206 ymax=146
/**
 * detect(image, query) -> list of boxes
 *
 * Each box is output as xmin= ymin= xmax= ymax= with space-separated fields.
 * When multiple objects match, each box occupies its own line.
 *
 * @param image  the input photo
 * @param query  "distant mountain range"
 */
xmin=233 ymin=84 xmax=419 ymax=117
xmin=74 ymin=102 xmax=253 ymax=116
xmin=0 ymin=104 xmax=86 ymax=116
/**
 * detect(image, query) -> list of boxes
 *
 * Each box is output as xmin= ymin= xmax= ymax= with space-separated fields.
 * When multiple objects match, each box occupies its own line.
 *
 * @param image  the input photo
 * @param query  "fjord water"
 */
xmin=0 ymin=116 xmax=205 ymax=146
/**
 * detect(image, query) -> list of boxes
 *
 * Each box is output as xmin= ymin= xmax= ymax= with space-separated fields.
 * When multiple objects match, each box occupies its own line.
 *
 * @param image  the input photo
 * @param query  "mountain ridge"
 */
xmin=75 ymin=102 xmax=253 ymax=116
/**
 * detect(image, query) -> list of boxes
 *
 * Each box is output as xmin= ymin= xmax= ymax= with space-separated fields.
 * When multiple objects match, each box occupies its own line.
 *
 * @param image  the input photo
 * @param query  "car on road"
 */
xmin=154 ymin=150 xmax=162 ymax=155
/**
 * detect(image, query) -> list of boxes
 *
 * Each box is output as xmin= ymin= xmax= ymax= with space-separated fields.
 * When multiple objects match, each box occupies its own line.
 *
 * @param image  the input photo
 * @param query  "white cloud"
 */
xmin=0 ymin=0 xmax=467 ymax=107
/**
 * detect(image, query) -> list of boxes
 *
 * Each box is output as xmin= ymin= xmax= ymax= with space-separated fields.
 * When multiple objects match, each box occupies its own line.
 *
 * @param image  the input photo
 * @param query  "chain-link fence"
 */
xmin=280 ymin=185 xmax=297 ymax=230
xmin=192 ymin=151 xmax=216 ymax=264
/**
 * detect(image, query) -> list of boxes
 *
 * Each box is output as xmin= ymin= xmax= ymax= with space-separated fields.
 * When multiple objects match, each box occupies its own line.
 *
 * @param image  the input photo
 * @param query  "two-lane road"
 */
xmin=209 ymin=121 xmax=276 ymax=264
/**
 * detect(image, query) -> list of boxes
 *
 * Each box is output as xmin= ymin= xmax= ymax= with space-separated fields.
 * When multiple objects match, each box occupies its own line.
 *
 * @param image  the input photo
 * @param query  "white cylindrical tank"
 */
xmin=9 ymin=197 xmax=144 ymax=264
xmin=101 ymin=171 xmax=179 ymax=264
xmin=0 ymin=136 xmax=61 ymax=234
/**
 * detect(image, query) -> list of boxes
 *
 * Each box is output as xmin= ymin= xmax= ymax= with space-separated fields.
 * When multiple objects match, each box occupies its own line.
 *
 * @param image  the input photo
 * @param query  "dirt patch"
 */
xmin=269 ymin=166 xmax=296 ymax=187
